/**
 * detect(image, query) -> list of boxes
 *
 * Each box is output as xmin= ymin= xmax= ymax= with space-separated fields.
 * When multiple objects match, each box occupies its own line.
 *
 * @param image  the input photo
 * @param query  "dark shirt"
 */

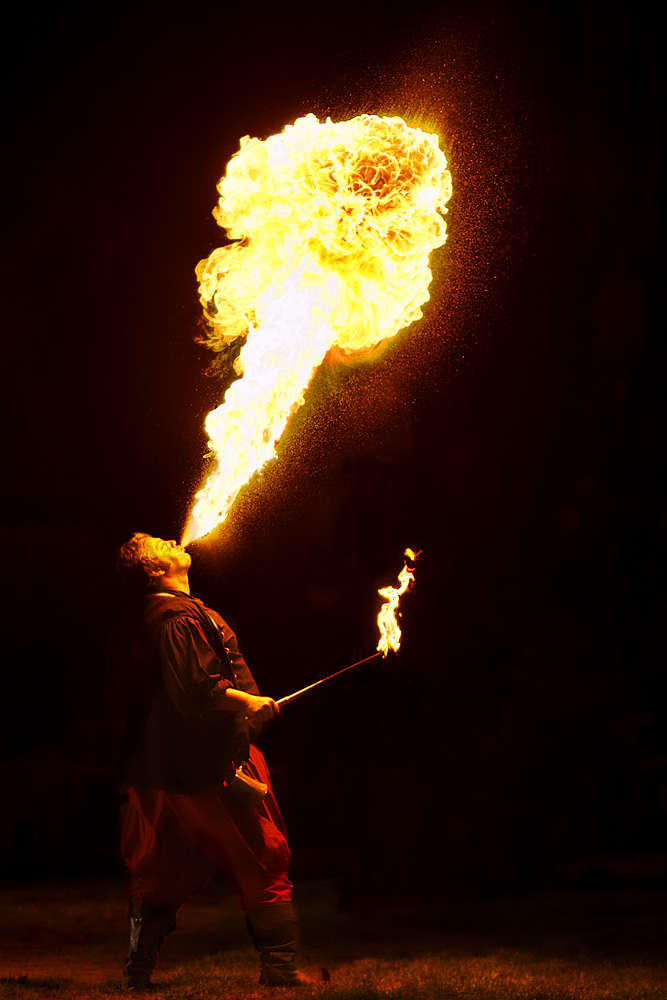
xmin=106 ymin=590 xmax=260 ymax=793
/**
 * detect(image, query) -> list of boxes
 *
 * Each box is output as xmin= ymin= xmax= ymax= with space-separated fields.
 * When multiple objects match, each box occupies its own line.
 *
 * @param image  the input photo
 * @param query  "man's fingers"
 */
xmin=244 ymin=695 xmax=280 ymax=721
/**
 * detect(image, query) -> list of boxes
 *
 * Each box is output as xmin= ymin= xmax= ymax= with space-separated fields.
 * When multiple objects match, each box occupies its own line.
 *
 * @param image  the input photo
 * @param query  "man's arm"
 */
xmin=205 ymin=609 xmax=260 ymax=696
xmin=215 ymin=685 xmax=280 ymax=724
xmin=160 ymin=615 xmax=279 ymax=723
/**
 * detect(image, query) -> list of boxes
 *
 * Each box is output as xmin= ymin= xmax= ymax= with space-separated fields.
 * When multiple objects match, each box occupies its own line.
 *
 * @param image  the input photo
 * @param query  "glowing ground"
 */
xmin=0 ymin=879 xmax=665 ymax=998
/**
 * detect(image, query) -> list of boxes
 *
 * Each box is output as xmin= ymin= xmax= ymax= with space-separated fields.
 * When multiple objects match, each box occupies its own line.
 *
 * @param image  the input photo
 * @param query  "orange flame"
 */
xmin=376 ymin=548 xmax=421 ymax=655
xmin=182 ymin=115 xmax=452 ymax=545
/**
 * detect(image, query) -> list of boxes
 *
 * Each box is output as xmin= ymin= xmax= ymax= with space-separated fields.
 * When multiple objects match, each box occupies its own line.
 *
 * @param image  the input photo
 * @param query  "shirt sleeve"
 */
xmin=204 ymin=609 xmax=261 ymax=697
xmin=159 ymin=616 xmax=234 ymax=716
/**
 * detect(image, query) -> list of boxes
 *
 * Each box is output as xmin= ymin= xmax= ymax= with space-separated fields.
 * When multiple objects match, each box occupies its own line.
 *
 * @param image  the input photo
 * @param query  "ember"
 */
xmin=182 ymin=115 xmax=452 ymax=544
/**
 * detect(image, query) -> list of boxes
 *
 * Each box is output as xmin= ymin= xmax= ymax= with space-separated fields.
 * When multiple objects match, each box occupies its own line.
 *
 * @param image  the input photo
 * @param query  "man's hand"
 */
xmin=224 ymin=688 xmax=280 ymax=723
xmin=242 ymin=693 xmax=281 ymax=724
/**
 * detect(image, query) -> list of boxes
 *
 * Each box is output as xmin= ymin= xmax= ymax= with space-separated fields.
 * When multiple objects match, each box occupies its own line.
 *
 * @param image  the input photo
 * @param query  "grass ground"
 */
xmin=0 ymin=878 xmax=665 ymax=999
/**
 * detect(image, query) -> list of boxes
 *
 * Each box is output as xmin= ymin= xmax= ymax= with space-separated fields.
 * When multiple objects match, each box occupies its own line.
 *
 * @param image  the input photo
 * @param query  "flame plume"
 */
xmin=183 ymin=114 xmax=452 ymax=545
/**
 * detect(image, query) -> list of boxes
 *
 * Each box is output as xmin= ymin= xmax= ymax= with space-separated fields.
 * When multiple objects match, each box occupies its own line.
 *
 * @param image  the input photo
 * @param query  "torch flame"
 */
xmin=183 ymin=114 xmax=452 ymax=545
xmin=376 ymin=548 xmax=421 ymax=655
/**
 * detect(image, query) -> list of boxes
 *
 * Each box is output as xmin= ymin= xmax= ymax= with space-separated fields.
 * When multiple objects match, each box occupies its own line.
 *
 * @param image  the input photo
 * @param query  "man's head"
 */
xmin=116 ymin=533 xmax=191 ymax=592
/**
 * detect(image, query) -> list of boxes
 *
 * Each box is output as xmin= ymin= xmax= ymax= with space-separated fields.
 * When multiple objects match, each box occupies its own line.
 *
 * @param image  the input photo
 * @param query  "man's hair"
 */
xmin=116 ymin=532 xmax=169 ymax=591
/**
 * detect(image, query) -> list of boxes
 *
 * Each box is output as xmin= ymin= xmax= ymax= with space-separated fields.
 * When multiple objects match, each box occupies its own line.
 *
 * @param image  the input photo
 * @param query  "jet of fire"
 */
xmin=183 ymin=114 xmax=452 ymax=545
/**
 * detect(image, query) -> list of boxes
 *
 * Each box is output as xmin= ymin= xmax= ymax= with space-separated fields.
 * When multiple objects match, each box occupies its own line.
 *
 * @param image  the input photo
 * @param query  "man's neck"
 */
xmin=155 ymin=572 xmax=190 ymax=595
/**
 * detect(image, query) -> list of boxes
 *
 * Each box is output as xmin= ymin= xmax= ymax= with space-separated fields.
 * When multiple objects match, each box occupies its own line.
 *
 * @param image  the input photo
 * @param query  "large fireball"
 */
xmin=183 ymin=113 xmax=452 ymax=545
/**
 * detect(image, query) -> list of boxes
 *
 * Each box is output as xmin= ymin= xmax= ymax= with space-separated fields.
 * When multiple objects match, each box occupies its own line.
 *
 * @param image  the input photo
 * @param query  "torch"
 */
xmin=228 ymin=548 xmax=420 ymax=803
xmin=276 ymin=548 xmax=420 ymax=707
xmin=229 ymin=549 xmax=419 ymax=803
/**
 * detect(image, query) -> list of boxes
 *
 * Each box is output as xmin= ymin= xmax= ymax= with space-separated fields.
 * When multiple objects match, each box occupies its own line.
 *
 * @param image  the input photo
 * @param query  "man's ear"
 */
xmin=147 ymin=567 xmax=165 ymax=579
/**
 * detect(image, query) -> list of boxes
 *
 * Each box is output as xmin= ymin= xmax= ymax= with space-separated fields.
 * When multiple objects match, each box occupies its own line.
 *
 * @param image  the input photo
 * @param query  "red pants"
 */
xmin=121 ymin=745 xmax=292 ymax=911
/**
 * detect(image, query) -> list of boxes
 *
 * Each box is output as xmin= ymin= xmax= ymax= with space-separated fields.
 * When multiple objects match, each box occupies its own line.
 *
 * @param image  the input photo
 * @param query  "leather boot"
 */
xmin=123 ymin=897 xmax=177 ymax=991
xmin=246 ymin=902 xmax=310 ymax=986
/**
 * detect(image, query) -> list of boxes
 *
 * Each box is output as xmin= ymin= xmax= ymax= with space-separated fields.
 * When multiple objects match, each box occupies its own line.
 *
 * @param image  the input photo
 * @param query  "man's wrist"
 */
xmin=224 ymin=687 xmax=250 ymax=707
xmin=211 ymin=686 xmax=247 ymax=711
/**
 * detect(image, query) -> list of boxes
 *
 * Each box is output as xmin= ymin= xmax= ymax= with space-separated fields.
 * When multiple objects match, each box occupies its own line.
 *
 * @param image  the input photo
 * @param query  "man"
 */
xmin=106 ymin=532 xmax=307 ymax=991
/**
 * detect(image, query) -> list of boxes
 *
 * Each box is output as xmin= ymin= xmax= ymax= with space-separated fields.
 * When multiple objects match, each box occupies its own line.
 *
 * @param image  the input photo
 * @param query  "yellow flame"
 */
xmin=376 ymin=548 xmax=420 ymax=655
xmin=183 ymin=114 xmax=452 ymax=545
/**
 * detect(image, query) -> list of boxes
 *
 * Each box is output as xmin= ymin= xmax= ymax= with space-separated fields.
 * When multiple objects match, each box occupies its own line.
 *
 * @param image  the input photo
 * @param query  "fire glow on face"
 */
xmin=182 ymin=114 xmax=452 ymax=545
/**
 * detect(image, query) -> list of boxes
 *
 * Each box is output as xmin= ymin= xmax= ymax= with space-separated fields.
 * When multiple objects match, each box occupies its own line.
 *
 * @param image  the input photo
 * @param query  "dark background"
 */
xmin=0 ymin=0 xmax=663 ymax=903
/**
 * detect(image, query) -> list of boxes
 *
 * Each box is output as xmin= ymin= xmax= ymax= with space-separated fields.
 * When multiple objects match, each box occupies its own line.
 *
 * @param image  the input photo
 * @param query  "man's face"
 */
xmin=143 ymin=536 xmax=192 ymax=577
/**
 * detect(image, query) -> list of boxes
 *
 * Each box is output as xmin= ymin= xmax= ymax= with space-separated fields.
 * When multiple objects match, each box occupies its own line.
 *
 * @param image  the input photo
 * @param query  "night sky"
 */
xmin=1 ymin=1 xmax=664 ymax=896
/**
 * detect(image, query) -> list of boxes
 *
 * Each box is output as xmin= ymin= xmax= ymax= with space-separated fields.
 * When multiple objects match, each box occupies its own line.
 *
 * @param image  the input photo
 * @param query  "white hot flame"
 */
xmin=183 ymin=115 xmax=452 ymax=544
